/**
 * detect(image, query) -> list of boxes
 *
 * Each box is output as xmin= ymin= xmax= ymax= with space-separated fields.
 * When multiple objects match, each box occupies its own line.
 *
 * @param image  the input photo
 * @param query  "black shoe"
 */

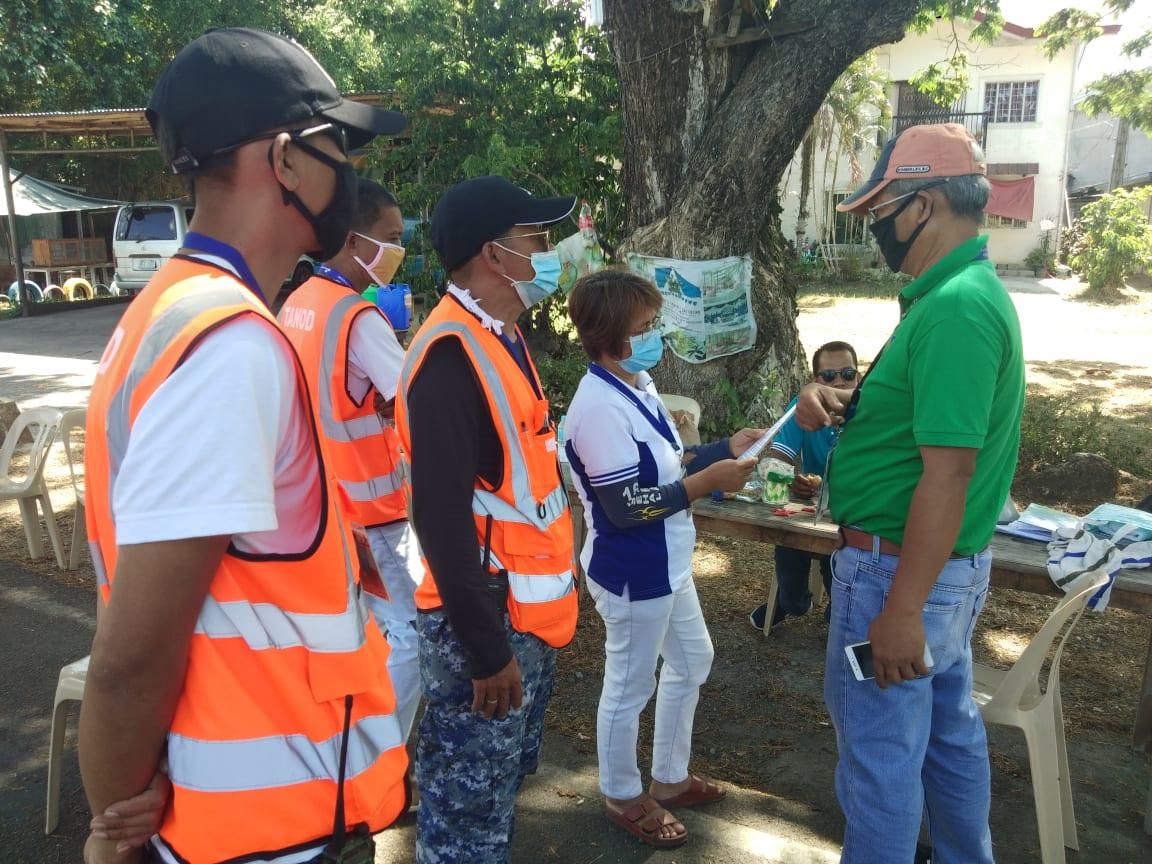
xmin=914 ymin=842 xmax=933 ymax=864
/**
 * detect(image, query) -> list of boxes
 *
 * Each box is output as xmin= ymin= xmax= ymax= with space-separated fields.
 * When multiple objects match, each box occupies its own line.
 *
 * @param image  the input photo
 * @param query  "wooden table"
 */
xmin=564 ymin=479 xmax=1152 ymax=750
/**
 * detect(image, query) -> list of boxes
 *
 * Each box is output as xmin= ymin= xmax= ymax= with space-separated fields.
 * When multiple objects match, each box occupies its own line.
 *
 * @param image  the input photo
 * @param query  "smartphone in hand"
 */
xmin=845 ymin=640 xmax=934 ymax=682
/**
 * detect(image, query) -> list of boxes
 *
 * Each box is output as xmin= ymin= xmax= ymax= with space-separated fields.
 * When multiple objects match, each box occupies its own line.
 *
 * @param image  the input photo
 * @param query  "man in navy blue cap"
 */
xmin=80 ymin=28 xmax=410 ymax=864
xmin=396 ymin=176 xmax=578 ymax=863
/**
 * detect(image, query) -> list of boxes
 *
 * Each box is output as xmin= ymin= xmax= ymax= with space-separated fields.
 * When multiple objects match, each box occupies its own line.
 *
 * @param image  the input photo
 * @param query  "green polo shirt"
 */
xmin=827 ymin=235 xmax=1025 ymax=555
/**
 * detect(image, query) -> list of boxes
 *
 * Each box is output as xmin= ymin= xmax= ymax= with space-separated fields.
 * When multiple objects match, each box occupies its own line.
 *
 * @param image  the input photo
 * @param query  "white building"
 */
xmin=779 ymin=15 xmax=1122 ymax=268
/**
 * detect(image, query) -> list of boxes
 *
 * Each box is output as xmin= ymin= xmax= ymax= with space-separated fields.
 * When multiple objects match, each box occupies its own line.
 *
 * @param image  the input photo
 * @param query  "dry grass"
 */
xmin=545 ymin=534 xmax=1150 ymax=795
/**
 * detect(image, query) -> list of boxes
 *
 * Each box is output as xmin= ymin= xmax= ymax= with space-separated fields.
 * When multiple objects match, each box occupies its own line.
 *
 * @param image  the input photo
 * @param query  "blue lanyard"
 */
xmin=314 ymin=263 xmax=353 ymax=288
xmin=499 ymin=332 xmax=542 ymax=398
xmin=182 ymin=232 xmax=265 ymax=303
xmin=588 ymin=363 xmax=679 ymax=451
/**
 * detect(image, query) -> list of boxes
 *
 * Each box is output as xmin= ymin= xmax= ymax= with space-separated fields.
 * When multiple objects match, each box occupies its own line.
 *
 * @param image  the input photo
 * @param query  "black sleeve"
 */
xmin=407 ymin=338 xmax=512 ymax=679
xmin=590 ymin=478 xmax=690 ymax=528
xmin=683 ymin=438 xmax=731 ymax=475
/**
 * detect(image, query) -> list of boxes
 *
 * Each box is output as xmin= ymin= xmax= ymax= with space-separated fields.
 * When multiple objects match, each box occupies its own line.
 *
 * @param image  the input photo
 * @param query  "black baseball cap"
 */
xmin=430 ymin=176 xmax=577 ymax=272
xmin=147 ymin=28 xmax=407 ymax=174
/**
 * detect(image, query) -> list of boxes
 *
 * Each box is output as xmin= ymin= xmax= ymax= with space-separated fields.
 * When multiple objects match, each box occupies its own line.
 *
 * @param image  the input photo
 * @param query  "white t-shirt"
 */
xmin=346 ymin=308 xmax=405 ymax=403
xmin=565 ymin=368 xmax=696 ymax=600
xmin=111 ymin=289 xmax=321 ymax=556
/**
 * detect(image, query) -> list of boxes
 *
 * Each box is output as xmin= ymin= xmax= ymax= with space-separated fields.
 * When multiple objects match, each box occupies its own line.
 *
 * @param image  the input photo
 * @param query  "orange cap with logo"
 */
xmin=837 ymin=123 xmax=986 ymax=214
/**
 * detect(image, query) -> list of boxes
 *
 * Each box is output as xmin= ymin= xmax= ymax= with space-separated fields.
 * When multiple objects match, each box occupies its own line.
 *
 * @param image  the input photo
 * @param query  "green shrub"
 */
xmin=1070 ymin=187 xmax=1152 ymax=292
xmin=1018 ymin=392 xmax=1152 ymax=478
xmin=535 ymin=347 xmax=587 ymax=417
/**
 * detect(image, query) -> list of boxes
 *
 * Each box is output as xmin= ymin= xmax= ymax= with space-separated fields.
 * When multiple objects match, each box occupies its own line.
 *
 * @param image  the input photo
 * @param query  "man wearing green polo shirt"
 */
xmin=796 ymin=123 xmax=1024 ymax=864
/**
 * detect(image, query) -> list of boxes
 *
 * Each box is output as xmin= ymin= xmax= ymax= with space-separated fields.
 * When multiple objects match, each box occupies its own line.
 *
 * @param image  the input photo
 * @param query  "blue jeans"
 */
xmin=824 ymin=541 xmax=994 ymax=864
xmin=776 ymin=546 xmax=832 ymax=617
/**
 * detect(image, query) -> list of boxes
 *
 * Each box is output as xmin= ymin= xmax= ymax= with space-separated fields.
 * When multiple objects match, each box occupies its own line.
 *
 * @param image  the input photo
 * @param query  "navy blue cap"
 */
xmin=430 ymin=176 xmax=576 ymax=272
xmin=147 ymin=28 xmax=406 ymax=174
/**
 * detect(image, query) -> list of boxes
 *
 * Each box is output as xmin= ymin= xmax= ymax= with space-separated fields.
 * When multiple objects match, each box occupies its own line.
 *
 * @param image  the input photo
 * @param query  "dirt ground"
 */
xmin=2 ymin=284 xmax=1151 ymax=861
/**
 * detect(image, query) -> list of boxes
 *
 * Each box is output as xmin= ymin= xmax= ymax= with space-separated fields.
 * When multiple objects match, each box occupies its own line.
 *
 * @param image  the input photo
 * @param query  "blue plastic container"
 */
xmin=376 ymin=283 xmax=412 ymax=331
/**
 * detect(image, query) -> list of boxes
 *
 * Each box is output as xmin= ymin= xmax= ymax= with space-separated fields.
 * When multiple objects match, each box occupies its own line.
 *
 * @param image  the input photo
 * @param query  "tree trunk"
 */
xmin=603 ymin=0 xmax=921 ymax=429
xmin=795 ymin=132 xmax=815 ymax=249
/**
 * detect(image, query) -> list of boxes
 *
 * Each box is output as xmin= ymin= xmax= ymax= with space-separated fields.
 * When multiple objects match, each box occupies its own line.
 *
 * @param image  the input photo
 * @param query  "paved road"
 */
xmin=0 ymin=304 xmax=124 ymax=412
xmin=0 ymin=554 xmax=841 ymax=863
xmin=0 ymin=560 xmax=95 ymax=862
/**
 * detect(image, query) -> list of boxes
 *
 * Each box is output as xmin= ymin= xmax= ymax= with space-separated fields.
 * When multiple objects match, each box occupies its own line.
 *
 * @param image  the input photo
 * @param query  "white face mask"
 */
xmin=353 ymin=232 xmax=405 ymax=286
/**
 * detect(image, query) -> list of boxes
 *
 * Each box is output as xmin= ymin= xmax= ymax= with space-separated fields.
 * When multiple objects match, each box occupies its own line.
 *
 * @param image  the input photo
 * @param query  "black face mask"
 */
xmin=868 ymin=191 xmax=930 ymax=273
xmin=273 ymin=137 xmax=358 ymax=261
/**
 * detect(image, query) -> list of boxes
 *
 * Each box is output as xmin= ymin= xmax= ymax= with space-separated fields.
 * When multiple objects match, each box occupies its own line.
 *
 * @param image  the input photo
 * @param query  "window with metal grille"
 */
xmin=984 ymin=81 xmax=1039 ymax=123
xmin=987 ymin=214 xmax=1028 ymax=229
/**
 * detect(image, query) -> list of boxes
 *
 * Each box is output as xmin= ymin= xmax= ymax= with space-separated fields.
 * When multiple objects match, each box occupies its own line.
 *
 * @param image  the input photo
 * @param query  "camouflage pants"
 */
xmin=415 ymin=609 xmax=557 ymax=864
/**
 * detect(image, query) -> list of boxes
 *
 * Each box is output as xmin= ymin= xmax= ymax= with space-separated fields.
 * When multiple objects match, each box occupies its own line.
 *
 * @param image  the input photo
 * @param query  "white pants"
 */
xmin=589 ymin=577 xmax=715 ymax=800
xmin=366 ymin=521 xmax=423 ymax=741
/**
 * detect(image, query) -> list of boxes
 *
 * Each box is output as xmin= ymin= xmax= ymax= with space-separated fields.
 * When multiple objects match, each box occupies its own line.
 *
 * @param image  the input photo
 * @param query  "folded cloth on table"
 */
xmin=1047 ymin=521 xmax=1152 ymax=612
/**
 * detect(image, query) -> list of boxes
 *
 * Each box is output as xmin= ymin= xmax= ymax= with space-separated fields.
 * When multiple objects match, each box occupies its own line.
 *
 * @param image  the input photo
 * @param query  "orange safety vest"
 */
xmin=279 ymin=273 xmax=408 ymax=531
xmin=395 ymin=294 xmax=578 ymax=648
xmin=85 ymin=256 xmax=408 ymax=864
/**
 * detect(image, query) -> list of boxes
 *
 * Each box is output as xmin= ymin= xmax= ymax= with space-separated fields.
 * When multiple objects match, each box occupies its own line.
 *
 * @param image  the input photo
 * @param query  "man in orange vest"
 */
xmin=279 ymin=177 xmax=424 ymax=741
xmin=395 ymin=176 xmax=578 ymax=862
xmin=79 ymin=29 xmax=410 ymax=864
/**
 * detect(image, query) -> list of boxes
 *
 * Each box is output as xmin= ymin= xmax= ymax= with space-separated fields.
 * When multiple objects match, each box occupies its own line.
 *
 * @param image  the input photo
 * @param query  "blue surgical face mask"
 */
xmin=620 ymin=328 xmax=664 ymax=373
xmin=495 ymin=244 xmax=563 ymax=308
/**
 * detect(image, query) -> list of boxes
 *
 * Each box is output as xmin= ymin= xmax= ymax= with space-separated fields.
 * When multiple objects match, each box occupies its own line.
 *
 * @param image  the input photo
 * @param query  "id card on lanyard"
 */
xmin=588 ymin=364 xmax=680 ymax=453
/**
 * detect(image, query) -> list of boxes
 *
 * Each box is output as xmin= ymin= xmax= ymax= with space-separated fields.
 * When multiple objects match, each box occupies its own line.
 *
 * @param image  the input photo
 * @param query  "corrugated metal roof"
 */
xmin=0 ymin=93 xmax=397 ymax=135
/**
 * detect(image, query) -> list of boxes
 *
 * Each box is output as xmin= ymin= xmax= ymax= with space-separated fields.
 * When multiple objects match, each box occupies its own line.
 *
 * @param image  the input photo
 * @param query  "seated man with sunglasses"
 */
xmin=749 ymin=340 xmax=858 ymax=632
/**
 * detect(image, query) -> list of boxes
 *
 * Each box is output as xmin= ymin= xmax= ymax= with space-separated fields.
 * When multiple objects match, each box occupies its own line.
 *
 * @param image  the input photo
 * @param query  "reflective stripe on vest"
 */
xmin=401 ymin=320 xmax=566 ymax=533
xmin=317 ymin=294 xmax=387 ymax=444
xmin=487 ymin=549 xmax=575 ymax=604
xmin=168 ymin=712 xmax=404 ymax=793
xmin=193 ymin=559 xmax=368 ymax=652
xmin=90 ymin=540 xmax=109 ymax=588
xmin=340 ymin=472 xmax=403 ymax=503
xmin=106 ymin=284 xmax=246 ymax=478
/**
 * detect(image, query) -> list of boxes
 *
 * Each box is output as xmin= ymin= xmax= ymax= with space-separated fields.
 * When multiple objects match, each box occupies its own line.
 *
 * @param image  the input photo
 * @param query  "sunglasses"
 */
xmin=493 ymin=229 xmax=552 ymax=248
xmin=866 ymin=178 xmax=949 ymax=218
xmin=817 ymin=367 xmax=858 ymax=383
xmin=211 ymin=122 xmax=349 ymax=160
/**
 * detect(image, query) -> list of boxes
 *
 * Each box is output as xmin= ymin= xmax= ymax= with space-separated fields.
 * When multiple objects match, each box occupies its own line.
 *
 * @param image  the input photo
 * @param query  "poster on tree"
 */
xmin=625 ymin=253 xmax=756 ymax=364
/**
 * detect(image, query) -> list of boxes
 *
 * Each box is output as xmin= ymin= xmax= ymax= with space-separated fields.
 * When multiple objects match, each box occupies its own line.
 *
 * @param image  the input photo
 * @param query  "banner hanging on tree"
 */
xmin=625 ymin=253 xmax=756 ymax=364
xmin=556 ymin=200 xmax=606 ymax=294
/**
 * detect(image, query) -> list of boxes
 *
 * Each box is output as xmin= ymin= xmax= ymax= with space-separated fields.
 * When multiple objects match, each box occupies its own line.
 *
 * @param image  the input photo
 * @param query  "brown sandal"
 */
xmin=605 ymin=796 xmax=688 ymax=848
xmin=653 ymin=774 xmax=726 ymax=809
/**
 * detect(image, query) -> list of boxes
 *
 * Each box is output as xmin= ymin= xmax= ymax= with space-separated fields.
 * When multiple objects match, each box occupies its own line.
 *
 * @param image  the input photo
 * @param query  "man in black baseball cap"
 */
xmin=80 ymin=29 xmax=411 ymax=864
xmin=396 ymin=176 xmax=576 ymax=861
xmin=148 ymin=27 xmax=405 ymax=174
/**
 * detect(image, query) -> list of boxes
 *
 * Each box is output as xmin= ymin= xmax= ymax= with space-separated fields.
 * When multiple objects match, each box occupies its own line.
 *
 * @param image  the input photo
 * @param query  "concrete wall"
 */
xmin=778 ymin=20 xmax=1079 ymax=267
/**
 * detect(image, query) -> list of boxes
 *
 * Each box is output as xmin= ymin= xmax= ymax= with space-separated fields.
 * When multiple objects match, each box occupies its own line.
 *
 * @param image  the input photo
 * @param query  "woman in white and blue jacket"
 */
xmin=565 ymin=270 xmax=759 ymax=849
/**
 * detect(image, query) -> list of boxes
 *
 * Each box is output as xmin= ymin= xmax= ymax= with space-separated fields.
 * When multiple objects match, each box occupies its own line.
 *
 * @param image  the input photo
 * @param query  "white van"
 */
xmin=112 ymin=202 xmax=194 ymax=295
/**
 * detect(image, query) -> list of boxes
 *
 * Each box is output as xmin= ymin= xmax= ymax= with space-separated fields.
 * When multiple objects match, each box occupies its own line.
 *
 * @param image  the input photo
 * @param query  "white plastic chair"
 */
xmin=45 ymin=654 xmax=89 ymax=834
xmin=660 ymin=394 xmax=701 ymax=445
xmin=972 ymin=569 xmax=1110 ymax=864
xmin=0 ymin=406 xmax=66 ymax=568
xmin=58 ymin=409 xmax=87 ymax=570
